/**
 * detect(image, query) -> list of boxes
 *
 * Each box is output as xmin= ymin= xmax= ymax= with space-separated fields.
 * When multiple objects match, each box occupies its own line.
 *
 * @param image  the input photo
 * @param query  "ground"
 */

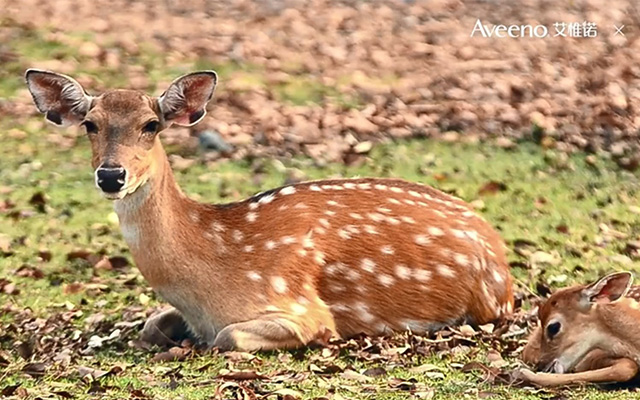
xmin=2 ymin=133 xmax=640 ymax=399
xmin=2 ymin=0 xmax=640 ymax=398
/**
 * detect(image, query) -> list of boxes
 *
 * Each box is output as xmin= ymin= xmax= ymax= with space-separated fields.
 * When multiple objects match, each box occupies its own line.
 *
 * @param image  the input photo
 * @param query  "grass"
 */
xmin=1 ymin=116 xmax=640 ymax=399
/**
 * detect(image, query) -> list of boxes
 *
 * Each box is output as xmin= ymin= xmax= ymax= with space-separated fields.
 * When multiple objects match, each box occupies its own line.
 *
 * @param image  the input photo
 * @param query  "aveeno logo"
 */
xmin=470 ymin=19 xmax=549 ymax=38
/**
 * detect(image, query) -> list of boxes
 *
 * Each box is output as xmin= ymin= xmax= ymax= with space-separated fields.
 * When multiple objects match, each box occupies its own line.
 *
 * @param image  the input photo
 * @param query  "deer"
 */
xmin=24 ymin=69 xmax=514 ymax=352
xmin=518 ymin=272 xmax=640 ymax=387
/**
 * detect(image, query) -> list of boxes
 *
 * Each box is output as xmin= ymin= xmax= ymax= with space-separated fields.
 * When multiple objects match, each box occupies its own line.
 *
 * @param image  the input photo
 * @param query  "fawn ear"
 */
xmin=25 ymin=69 xmax=93 ymax=126
xmin=582 ymin=272 xmax=633 ymax=304
xmin=157 ymin=71 xmax=217 ymax=127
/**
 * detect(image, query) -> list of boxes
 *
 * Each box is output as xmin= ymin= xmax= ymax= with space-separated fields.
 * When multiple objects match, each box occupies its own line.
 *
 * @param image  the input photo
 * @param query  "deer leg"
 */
xmin=213 ymin=311 xmax=335 ymax=352
xmin=140 ymin=307 xmax=194 ymax=347
xmin=517 ymin=357 xmax=638 ymax=387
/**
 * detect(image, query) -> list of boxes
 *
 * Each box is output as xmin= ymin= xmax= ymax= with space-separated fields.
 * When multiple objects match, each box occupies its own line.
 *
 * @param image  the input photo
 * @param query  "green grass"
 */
xmin=1 ymin=114 xmax=640 ymax=399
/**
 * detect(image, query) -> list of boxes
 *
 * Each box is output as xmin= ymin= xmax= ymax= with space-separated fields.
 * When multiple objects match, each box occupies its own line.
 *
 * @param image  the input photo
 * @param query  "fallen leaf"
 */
xmin=217 ymin=370 xmax=267 ymax=381
xmin=478 ymin=181 xmax=507 ymax=196
xmin=22 ymin=362 xmax=46 ymax=377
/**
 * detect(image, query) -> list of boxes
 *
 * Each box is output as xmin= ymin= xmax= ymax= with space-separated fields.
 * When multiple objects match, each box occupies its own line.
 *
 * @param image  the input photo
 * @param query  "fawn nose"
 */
xmin=96 ymin=164 xmax=126 ymax=193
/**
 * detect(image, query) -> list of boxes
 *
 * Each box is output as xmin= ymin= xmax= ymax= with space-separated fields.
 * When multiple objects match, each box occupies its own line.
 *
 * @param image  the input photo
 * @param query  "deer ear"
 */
xmin=157 ymin=71 xmax=217 ymax=127
xmin=582 ymin=272 xmax=633 ymax=304
xmin=25 ymin=69 xmax=93 ymax=126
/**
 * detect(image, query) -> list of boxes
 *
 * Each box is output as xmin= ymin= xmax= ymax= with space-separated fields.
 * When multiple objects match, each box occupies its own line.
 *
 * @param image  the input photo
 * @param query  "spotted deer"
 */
xmin=25 ymin=69 xmax=514 ymax=352
xmin=519 ymin=272 xmax=640 ymax=386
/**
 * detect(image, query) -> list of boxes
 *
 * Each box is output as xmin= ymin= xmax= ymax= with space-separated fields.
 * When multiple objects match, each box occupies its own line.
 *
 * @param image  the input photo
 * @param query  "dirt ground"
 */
xmin=3 ymin=0 xmax=640 ymax=165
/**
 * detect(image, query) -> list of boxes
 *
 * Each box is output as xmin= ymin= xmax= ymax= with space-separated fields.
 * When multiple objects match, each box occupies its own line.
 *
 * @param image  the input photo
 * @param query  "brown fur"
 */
xmin=25 ymin=69 xmax=515 ymax=351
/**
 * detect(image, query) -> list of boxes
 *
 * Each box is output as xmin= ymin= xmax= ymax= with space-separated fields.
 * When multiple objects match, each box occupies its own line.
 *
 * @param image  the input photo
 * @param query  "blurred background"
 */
xmin=2 ymin=0 xmax=640 ymax=168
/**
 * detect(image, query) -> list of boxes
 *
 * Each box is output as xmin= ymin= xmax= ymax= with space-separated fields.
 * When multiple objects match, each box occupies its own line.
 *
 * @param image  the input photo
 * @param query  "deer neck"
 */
xmin=112 ymin=142 xmax=197 ymax=259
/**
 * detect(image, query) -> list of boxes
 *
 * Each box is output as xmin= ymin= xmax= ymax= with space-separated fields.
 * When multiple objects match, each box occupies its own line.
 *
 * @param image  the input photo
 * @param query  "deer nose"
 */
xmin=96 ymin=165 xmax=126 ymax=193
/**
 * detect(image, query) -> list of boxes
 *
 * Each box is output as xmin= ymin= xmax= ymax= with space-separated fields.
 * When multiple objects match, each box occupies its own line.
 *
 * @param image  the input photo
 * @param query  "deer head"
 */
xmin=525 ymin=272 xmax=634 ymax=373
xmin=25 ymin=69 xmax=217 ymax=199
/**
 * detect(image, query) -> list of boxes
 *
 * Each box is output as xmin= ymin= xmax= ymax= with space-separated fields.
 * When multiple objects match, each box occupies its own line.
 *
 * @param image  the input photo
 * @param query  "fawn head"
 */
xmin=526 ymin=272 xmax=633 ymax=373
xmin=25 ymin=70 xmax=217 ymax=199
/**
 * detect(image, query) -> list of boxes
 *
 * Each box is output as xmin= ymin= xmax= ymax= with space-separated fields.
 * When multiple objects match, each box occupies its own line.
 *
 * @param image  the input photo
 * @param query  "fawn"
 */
xmin=519 ymin=272 xmax=640 ymax=386
xmin=25 ymin=69 xmax=514 ymax=351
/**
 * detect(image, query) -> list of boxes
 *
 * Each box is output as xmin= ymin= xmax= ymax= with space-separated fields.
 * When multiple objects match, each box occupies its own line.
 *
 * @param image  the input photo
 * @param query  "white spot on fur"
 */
xmin=331 ymin=303 xmax=350 ymax=313
xmin=395 ymin=264 xmax=411 ymax=280
xmin=324 ymin=210 xmax=336 ymax=217
xmin=408 ymin=190 xmax=421 ymax=198
xmin=232 ymin=230 xmax=244 ymax=243
xmin=493 ymin=269 xmax=505 ymax=284
xmin=280 ymin=186 xmax=296 ymax=195
xmin=243 ymin=245 xmax=254 ymax=253
xmin=319 ymin=218 xmax=331 ymax=228
xmin=388 ymin=198 xmax=401 ymax=205
xmin=360 ymin=258 xmax=376 ymax=273
xmin=294 ymin=202 xmax=308 ymax=209
xmin=381 ymin=245 xmax=394 ymax=255
xmin=462 ymin=211 xmax=475 ymax=218
xmin=415 ymin=234 xmax=431 ymax=246
xmin=265 ymin=240 xmax=277 ymax=250
xmin=314 ymin=251 xmax=325 ymax=265
xmin=338 ymin=228 xmax=352 ymax=240
xmin=249 ymin=202 xmax=259 ymax=210
xmin=343 ymin=182 xmax=356 ymax=189
xmin=346 ymin=269 xmax=361 ymax=281
xmin=271 ymin=276 xmax=288 ymax=294
xmin=350 ymin=212 xmax=363 ymax=220
xmin=377 ymin=207 xmax=392 ymax=214
xmin=327 ymin=200 xmax=341 ymax=206
xmin=454 ymin=253 xmax=470 ymax=267
xmin=332 ymin=284 xmax=346 ymax=292
xmin=375 ymin=184 xmax=388 ymax=191
xmin=428 ymin=227 xmax=444 ymax=236
xmin=386 ymin=216 xmax=401 ymax=225
xmin=258 ymin=193 xmax=275 ymax=204
xmin=246 ymin=212 xmax=257 ymax=223
xmin=247 ymin=271 xmax=261 ymax=281
xmin=368 ymin=212 xmax=385 ymax=222
xmin=433 ymin=210 xmax=447 ymax=218
xmin=291 ymin=303 xmax=307 ymax=315
xmin=314 ymin=227 xmax=326 ymax=235
xmin=302 ymin=233 xmax=315 ymax=248
xmin=390 ymin=187 xmax=404 ymax=193
xmin=413 ymin=269 xmax=432 ymax=283
xmin=355 ymin=302 xmax=376 ymax=323
xmin=310 ymin=185 xmax=322 ymax=191
xmin=401 ymin=216 xmax=416 ymax=224
xmin=281 ymin=235 xmax=296 ymax=245
xmin=378 ymin=274 xmax=395 ymax=287
xmin=403 ymin=199 xmax=416 ymax=206
xmin=364 ymin=225 xmax=379 ymax=235
xmin=451 ymin=229 xmax=466 ymax=239
xmin=357 ymin=183 xmax=371 ymax=190
xmin=436 ymin=264 xmax=456 ymax=278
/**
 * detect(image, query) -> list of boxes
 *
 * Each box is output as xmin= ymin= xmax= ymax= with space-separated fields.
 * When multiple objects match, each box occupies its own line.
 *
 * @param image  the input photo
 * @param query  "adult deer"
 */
xmin=519 ymin=272 xmax=640 ymax=386
xmin=25 ymin=69 xmax=514 ymax=351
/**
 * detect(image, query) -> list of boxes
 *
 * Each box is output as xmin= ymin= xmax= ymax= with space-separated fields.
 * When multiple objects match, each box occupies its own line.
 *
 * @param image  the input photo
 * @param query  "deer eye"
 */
xmin=142 ymin=120 xmax=159 ymax=134
xmin=81 ymin=120 xmax=98 ymax=134
xmin=546 ymin=321 xmax=562 ymax=339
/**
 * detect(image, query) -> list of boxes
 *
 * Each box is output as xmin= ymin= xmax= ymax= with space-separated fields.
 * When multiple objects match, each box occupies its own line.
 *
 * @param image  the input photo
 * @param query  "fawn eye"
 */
xmin=142 ymin=120 xmax=159 ymax=134
xmin=546 ymin=321 xmax=561 ymax=339
xmin=81 ymin=120 xmax=98 ymax=134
